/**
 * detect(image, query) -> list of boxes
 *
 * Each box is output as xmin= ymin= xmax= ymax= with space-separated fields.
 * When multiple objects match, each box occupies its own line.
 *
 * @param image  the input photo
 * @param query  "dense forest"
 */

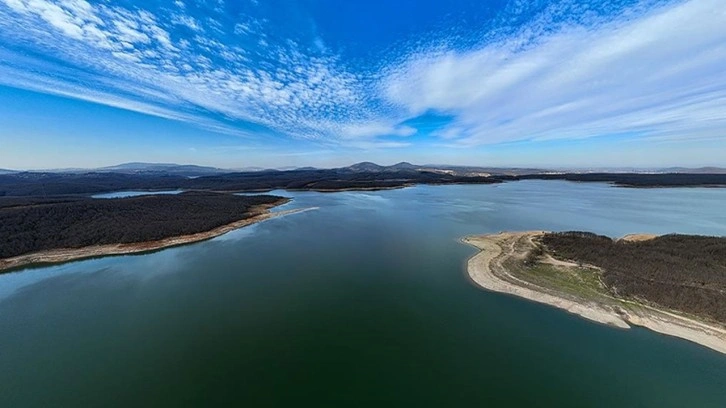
xmin=1 ymin=170 xmax=725 ymax=197
xmin=0 ymin=192 xmax=285 ymax=260
xmin=0 ymin=172 xmax=186 ymax=196
xmin=0 ymin=169 xmax=501 ymax=196
xmin=540 ymin=232 xmax=726 ymax=323
xmin=517 ymin=173 xmax=726 ymax=187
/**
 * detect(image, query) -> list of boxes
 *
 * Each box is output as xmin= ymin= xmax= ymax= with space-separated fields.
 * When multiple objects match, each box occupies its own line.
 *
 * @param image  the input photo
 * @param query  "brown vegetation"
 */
xmin=540 ymin=232 xmax=726 ymax=324
xmin=0 ymin=191 xmax=286 ymax=260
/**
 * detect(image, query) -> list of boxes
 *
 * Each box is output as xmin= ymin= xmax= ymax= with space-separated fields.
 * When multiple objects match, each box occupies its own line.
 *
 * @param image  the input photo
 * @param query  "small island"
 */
xmin=0 ymin=191 xmax=299 ymax=273
xmin=463 ymin=231 xmax=726 ymax=354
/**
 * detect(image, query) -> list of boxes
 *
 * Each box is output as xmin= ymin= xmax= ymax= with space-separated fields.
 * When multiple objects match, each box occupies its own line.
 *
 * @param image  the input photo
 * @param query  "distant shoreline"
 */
xmin=5 ymin=166 xmax=726 ymax=198
xmin=462 ymin=231 xmax=726 ymax=355
xmin=0 ymin=204 xmax=311 ymax=273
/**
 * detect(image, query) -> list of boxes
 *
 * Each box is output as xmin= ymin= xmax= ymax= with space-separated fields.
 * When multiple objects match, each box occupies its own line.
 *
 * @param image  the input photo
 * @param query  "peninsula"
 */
xmin=0 ymin=191 xmax=296 ymax=273
xmin=463 ymin=231 xmax=726 ymax=354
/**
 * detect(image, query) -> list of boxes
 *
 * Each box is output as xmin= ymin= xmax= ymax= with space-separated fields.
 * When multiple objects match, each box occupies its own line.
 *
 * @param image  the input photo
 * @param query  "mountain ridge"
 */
xmin=3 ymin=161 xmax=726 ymax=176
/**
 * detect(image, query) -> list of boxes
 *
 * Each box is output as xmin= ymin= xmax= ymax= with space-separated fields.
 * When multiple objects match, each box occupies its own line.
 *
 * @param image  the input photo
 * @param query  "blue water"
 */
xmin=91 ymin=189 xmax=185 ymax=198
xmin=1 ymin=181 xmax=725 ymax=407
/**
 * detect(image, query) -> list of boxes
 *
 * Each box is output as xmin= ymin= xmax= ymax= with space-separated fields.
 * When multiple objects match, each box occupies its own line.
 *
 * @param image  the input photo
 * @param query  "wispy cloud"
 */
xmin=383 ymin=0 xmax=726 ymax=146
xmin=0 ymin=0 xmax=724 ymax=149
xmin=0 ymin=0 xmax=381 ymax=140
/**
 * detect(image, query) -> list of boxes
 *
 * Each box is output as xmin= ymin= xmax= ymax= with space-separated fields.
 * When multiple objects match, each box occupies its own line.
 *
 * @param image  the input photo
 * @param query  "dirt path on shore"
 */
xmin=463 ymin=231 xmax=726 ymax=355
xmin=619 ymin=233 xmax=658 ymax=242
xmin=463 ymin=232 xmax=631 ymax=328
xmin=0 ymin=206 xmax=316 ymax=273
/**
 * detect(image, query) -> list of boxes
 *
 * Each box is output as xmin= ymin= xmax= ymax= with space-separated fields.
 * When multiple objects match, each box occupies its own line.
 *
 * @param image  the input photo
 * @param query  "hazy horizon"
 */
xmin=2 ymin=0 xmax=726 ymax=169
xmin=4 ymin=159 xmax=726 ymax=173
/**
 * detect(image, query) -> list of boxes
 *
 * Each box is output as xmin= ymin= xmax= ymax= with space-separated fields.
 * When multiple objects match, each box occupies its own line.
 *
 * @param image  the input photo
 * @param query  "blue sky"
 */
xmin=1 ymin=0 xmax=725 ymax=169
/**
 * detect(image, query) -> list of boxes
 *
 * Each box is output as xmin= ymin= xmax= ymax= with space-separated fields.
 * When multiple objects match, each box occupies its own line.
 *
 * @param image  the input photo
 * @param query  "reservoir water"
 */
xmin=1 ymin=181 xmax=726 ymax=407
xmin=91 ymin=189 xmax=185 ymax=198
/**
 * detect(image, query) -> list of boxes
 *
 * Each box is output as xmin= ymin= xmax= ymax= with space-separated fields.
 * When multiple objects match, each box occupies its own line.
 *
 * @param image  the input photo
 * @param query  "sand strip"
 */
xmin=463 ymin=231 xmax=726 ymax=355
xmin=0 ymin=204 xmax=315 ymax=273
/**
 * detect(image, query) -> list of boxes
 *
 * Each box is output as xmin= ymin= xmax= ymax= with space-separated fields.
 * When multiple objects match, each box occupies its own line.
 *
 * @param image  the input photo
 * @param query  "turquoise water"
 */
xmin=1 ymin=181 xmax=725 ymax=407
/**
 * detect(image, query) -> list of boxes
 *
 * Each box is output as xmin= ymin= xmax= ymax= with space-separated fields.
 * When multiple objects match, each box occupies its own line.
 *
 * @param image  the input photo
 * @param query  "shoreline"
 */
xmin=462 ymin=231 xmax=726 ymax=355
xmin=18 ymin=179 xmax=726 ymax=202
xmin=0 ymin=202 xmax=313 ymax=274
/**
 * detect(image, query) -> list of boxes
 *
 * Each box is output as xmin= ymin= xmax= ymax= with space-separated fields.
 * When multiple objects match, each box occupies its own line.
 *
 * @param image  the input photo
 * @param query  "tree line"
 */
xmin=0 ymin=169 xmax=501 ymax=197
xmin=540 ymin=231 xmax=726 ymax=324
xmin=0 ymin=192 xmax=284 ymax=260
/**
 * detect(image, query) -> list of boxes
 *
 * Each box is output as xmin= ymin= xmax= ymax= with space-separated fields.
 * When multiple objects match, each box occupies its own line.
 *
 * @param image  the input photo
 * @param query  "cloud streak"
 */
xmin=0 ymin=0 xmax=725 ymax=149
xmin=0 ymin=0 xmax=381 ymax=140
xmin=383 ymin=0 xmax=726 ymax=146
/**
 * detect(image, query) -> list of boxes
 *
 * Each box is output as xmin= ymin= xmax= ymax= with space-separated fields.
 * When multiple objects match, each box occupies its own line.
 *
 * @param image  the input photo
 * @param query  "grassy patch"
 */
xmin=502 ymin=239 xmax=616 ymax=304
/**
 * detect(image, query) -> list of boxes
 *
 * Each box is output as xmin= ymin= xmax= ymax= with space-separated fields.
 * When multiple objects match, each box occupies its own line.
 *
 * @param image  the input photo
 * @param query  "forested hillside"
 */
xmin=519 ymin=173 xmax=726 ymax=187
xmin=0 ymin=192 xmax=285 ymax=260
xmin=540 ymin=232 xmax=726 ymax=323
xmin=2 ymin=169 xmax=726 ymax=197
xmin=0 ymin=169 xmax=501 ymax=196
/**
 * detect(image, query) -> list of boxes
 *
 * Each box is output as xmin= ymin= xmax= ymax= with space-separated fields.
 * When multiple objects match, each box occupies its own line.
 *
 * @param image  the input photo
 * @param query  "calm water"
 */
xmin=2 ymin=181 xmax=726 ymax=407
xmin=91 ymin=190 xmax=185 ymax=198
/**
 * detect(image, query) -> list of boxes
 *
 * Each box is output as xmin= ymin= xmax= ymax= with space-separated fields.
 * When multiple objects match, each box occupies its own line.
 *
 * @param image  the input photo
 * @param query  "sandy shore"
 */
xmin=463 ymin=231 xmax=726 ymax=355
xmin=619 ymin=233 xmax=658 ymax=242
xmin=0 ymin=204 xmax=315 ymax=273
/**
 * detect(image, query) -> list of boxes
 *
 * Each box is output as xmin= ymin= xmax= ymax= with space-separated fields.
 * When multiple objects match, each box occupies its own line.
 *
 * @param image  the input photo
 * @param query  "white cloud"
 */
xmin=233 ymin=22 xmax=250 ymax=35
xmin=171 ymin=13 xmax=202 ymax=32
xmin=0 ymin=0 xmax=724 ymax=151
xmin=313 ymin=36 xmax=326 ymax=53
xmin=382 ymin=0 xmax=726 ymax=146
xmin=340 ymin=123 xmax=416 ymax=139
xmin=346 ymin=141 xmax=412 ymax=149
xmin=0 ymin=0 xmax=381 ymax=141
xmin=2 ymin=0 xmax=98 ymax=39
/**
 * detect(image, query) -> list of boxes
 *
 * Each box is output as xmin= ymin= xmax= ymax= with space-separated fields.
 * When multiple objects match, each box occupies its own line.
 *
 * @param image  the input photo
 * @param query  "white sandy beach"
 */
xmin=463 ymin=231 xmax=726 ymax=355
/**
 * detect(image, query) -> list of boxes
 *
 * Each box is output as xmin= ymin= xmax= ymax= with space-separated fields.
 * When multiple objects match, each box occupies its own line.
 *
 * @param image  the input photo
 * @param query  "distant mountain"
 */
xmin=421 ymin=165 xmax=547 ymax=176
xmin=31 ymin=162 xmax=230 ymax=176
xmin=343 ymin=161 xmax=430 ymax=172
xmin=229 ymin=166 xmax=267 ymax=172
xmin=341 ymin=161 xmax=547 ymax=176
xmin=344 ymin=162 xmax=386 ymax=172
xmin=12 ymin=162 xmax=725 ymax=178
xmin=388 ymin=161 xmax=418 ymax=170
xmin=537 ymin=166 xmax=726 ymax=174
xmin=95 ymin=162 xmax=230 ymax=177
xmin=252 ymin=166 xmax=319 ymax=172
xmin=658 ymin=167 xmax=726 ymax=174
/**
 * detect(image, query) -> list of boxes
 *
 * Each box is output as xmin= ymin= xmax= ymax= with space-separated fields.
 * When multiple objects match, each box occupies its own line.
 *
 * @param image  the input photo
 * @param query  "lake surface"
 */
xmin=91 ymin=189 xmax=185 ymax=198
xmin=2 ymin=181 xmax=726 ymax=407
